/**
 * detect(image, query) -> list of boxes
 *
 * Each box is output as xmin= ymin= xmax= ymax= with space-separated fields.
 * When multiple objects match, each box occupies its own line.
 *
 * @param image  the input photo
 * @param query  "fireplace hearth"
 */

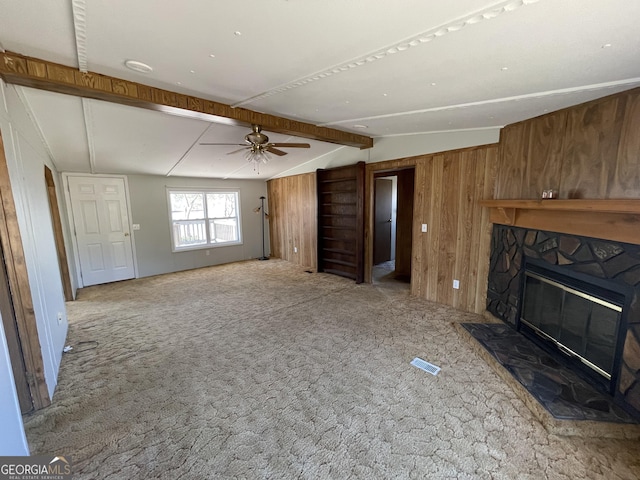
xmin=487 ymin=225 xmax=640 ymax=417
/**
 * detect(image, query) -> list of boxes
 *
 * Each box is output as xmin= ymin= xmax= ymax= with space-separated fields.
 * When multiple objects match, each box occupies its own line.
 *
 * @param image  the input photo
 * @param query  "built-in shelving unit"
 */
xmin=479 ymin=199 xmax=640 ymax=245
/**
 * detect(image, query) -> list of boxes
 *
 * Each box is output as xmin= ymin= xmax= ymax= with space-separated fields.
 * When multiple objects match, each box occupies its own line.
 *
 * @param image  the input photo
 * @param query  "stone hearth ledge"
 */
xmin=453 ymin=315 xmax=640 ymax=440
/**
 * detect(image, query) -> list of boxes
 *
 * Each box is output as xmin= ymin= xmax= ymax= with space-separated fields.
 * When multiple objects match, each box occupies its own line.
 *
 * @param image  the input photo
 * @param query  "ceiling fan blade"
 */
xmin=266 ymin=147 xmax=287 ymax=156
xmin=270 ymin=143 xmax=310 ymax=148
xmin=200 ymin=143 xmax=248 ymax=146
xmin=227 ymin=147 xmax=250 ymax=155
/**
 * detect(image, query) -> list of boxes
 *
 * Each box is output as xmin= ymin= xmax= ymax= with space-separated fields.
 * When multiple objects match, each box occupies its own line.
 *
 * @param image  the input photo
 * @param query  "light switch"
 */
xmin=132 ymin=224 xmax=141 ymax=230
xmin=453 ymin=280 xmax=460 ymax=289
xmin=421 ymin=224 xmax=428 ymax=233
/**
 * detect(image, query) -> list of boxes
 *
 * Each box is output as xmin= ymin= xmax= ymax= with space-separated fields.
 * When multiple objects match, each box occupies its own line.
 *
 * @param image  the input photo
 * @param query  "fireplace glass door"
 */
xmin=521 ymin=271 xmax=622 ymax=379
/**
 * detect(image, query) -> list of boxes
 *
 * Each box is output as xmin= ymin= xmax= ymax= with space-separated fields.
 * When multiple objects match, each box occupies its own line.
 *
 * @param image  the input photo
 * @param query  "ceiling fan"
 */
xmin=200 ymin=124 xmax=310 ymax=160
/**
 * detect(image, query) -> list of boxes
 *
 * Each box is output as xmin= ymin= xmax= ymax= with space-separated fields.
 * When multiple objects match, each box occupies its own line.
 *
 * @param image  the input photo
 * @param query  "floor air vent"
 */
xmin=411 ymin=357 xmax=441 ymax=376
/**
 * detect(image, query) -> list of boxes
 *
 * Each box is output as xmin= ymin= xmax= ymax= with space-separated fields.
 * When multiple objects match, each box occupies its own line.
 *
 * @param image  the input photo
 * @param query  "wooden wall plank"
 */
xmin=496 ymin=87 xmax=640 ymax=201
xmin=267 ymin=173 xmax=317 ymax=269
xmin=524 ymin=111 xmax=567 ymax=198
xmin=562 ymin=94 xmax=626 ymax=199
xmin=410 ymin=160 xmax=429 ymax=297
xmin=475 ymin=148 xmax=498 ymax=312
xmin=612 ymin=89 xmax=640 ymax=198
xmin=495 ymin=122 xmax=529 ymax=199
xmin=426 ymin=154 xmax=445 ymax=303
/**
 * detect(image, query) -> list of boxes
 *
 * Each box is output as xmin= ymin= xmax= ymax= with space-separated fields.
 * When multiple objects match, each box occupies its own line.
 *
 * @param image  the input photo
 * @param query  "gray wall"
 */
xmin=127 ymin=174 xmax=269 ymax=278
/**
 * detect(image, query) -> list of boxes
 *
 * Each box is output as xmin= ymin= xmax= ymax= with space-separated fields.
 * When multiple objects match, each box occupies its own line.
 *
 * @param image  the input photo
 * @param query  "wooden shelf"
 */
xmin=479 ymin=199 xmax=640 ymax=245
xmin=478 ymin=199 xmax=640 ymax=214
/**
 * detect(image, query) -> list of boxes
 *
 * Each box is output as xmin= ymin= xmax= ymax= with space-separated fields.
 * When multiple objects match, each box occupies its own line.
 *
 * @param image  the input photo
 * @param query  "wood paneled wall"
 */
xmin=365 ymin=145 xmax=498 ymax=313
xmin=496 ymin=87 xmax=640 ymax=199
xmin=267 ymin=173 xmax=317 ymax=269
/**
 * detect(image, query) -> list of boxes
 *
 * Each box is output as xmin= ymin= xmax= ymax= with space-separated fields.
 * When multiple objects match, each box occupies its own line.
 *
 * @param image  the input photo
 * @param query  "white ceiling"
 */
xmin=1 ymin=0 xmax=639 ymax=179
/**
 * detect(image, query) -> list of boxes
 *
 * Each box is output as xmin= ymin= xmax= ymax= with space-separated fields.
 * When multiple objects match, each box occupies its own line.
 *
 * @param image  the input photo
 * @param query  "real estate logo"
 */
xmin=0 ymin=455 xmax=72 ymax=480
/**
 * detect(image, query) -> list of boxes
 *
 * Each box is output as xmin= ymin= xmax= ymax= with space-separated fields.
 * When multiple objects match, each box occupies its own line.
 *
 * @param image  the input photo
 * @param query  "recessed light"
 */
xmin=209 ymin=54 xmax=216 ymax=58
xmin=431 ymin=82 xmax=437 ymax=86
xmin=601 ymin=43 xmax=612 ymax=49
xmin=234 ymin=31 xmax=242 ymax=36
xmin=501 ymin=66 xmax=509 ymax=71
xmin=176 ymin=82 xmax=182 ymax=85
xmin=190 ymin=70 xmax=195 ymax=74
xmin=124 ymin=60 xmax=153 ymax=73
xmin=383 ymin=93 xmax=388 ymax=97
xmin=353 ymin=125 xmax=368 ymax=129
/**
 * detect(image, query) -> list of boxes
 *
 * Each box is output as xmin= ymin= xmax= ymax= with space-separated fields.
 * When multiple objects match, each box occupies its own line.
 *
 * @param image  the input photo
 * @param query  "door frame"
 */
xmin=45 ymin=166 xmax=73 ymax=301
xmin=62 ymin=173 xmax=138 ymax=288
xmin=373 ymin=177 xmax=394 ymax=266
xmin=0 ymin=130 xmax=50 ymax=410
xmin=364 ymin=165 xmax=417 ymax=284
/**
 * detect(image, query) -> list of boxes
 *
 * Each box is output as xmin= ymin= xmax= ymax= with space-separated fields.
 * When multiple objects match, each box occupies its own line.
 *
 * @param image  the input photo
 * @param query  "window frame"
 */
xmin=166 ymin=188 xmax=243 ymax=252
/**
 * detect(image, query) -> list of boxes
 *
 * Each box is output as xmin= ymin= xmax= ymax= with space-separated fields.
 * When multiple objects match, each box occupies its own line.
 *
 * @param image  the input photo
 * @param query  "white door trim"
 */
xmin=62 ymin=173 xmax=138 ymax=288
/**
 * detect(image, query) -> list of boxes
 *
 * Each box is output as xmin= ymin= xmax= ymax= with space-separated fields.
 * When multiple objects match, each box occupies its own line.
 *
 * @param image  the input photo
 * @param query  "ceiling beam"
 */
xmin=0 ymin=52 xmax=373 ymax=149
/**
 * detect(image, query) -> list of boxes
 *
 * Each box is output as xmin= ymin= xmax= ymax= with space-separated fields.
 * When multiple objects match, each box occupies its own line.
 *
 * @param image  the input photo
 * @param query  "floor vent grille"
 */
xmin=411 ymin=357 xmax=441 ymax=376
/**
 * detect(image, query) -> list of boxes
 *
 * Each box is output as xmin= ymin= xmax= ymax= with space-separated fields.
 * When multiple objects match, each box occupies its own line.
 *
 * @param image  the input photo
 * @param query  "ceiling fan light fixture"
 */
xmin=245 ymin=146 xmax=271 ymax=174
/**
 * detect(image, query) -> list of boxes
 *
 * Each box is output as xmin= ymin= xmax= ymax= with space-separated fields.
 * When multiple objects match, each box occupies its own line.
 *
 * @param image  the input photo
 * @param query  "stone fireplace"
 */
xmin=486 ymin=224 xmax=640 ymax=415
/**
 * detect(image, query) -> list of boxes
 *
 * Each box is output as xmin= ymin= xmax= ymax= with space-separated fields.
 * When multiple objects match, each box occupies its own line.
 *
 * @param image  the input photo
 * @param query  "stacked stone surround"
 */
xmin=486 ymin=225 xmax=640 ymax=413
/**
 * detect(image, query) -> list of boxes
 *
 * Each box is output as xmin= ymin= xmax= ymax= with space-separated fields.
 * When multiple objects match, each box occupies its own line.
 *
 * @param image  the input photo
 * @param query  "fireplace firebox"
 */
xmin=519 ymin=261 xmax=626 ymax=388
xmin=487 ymin=225 xmax=640 ymax=416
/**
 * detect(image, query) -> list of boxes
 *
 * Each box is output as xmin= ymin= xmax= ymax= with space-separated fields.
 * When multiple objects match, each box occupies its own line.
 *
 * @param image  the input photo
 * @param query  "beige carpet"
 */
xmin=23 ymin=260 xmax=640 ymax=479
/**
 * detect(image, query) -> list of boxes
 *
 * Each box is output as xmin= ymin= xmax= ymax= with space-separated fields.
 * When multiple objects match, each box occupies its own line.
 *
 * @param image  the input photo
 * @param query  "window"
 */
xmin=168 ymin=189 xmax=242 ymax=251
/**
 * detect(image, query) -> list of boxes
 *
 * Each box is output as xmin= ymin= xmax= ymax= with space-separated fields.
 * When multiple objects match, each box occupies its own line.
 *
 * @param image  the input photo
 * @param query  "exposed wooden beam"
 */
xmin=0 ymin=52 xmax=373 ymax=149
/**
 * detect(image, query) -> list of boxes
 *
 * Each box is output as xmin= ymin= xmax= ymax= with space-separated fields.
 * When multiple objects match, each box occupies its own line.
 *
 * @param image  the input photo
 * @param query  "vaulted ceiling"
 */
xmin=1 ymin=0 xmax=639 ymax=179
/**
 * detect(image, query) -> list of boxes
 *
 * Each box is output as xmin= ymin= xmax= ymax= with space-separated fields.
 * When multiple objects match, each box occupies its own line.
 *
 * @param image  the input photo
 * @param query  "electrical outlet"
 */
xmin=57 ymin=312 xmax=63 ymax=325
xmin=453 ymin=280 xmax=460 ymax=289
xmin=421 ymin=224 xmax=428 ymax=233
xmin=132 ymin=224 xmax=141 ymax=231
xmin=294 ymin=247 xmax=298 ymax=253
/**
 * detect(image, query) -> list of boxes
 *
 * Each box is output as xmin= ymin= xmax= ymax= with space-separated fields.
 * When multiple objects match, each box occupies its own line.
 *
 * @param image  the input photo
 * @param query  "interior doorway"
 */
xmin=65 ymin=174 xmax=136 ymax=287
xmin=372 ymin=168 xmax=414 ymax=286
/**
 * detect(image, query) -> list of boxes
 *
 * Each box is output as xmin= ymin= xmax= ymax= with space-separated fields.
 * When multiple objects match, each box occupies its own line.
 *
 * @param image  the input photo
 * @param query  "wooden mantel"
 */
xmin=478 ymin=199 xmax=640 ymax=245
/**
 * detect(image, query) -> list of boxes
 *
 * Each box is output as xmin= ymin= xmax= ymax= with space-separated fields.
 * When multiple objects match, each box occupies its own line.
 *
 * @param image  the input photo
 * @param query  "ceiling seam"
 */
xmin=231 ymin=0 xmax=541 ymax=108
xmin=81 ymin=99 xmax=96 ymax=174
xmin=71 ymin=0 xmax=89 ymax=72
xmin=166 ymin=124 xmax=213 ymax=177
xmin=318 ymin=77 xmax=640 ymax=127
xmin=267 ymin=145 xmax=347 ymax=181
xmin=13 ymin=87 xmax=60 ymax=171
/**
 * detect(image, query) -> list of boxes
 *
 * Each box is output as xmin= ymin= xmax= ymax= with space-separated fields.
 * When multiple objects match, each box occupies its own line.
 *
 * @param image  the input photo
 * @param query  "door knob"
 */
xmin=387 ymin=218 xmax=392 ymax=223
xmin=124 ymin=232 xmax=130 ymax=236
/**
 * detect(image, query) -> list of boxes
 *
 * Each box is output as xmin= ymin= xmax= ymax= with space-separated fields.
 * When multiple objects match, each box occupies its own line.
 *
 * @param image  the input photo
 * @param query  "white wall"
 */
xmin=271 ymin=127 xmax=500 ymax=179
xmin=0 ymin=80 xmax=68 ymax=398
xmin=0 ymin=316 xmax=29 ymax=455
xmin=126 ymin=174 xmax=269 ymax=278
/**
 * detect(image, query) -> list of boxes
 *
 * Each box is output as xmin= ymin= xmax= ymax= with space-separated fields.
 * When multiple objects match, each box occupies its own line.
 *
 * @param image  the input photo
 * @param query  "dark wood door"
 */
xmin=374 ymin=178 xmax=393 ymax=265
xmin=0 ymin=243 xmax=33 ymax=413
xmin=317 ymin=162 xmax=365 ymax=283
xmin=394 ymin=168 xmax=415 ymax=281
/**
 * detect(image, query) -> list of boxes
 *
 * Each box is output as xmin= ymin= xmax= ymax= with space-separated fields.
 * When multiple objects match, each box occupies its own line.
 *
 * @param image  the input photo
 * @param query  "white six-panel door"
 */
xmin=67 ymin=175 xmax=135 ymax=286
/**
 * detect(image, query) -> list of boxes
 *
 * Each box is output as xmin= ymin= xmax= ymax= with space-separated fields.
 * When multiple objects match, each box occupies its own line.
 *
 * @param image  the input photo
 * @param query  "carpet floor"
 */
xmin=23 ymin=260 xmax=640 ymax=479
